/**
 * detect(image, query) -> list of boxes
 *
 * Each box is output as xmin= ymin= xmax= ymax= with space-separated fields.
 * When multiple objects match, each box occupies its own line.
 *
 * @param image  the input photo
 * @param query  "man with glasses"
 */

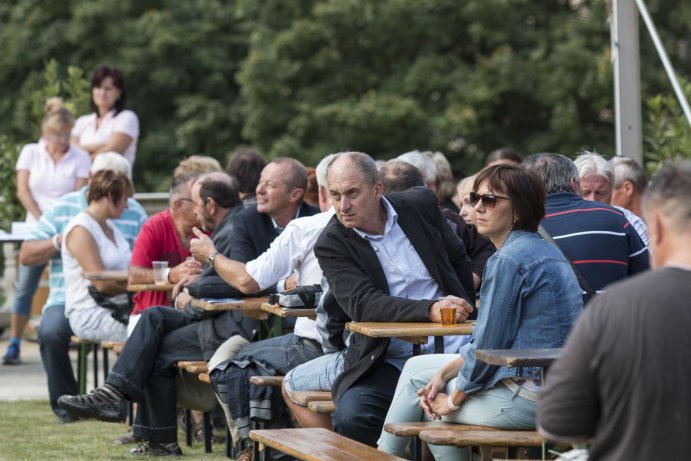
xmin=524 ymin=153 xmax=649 ymax=302
xmin=126 ymin=172 xmax=208 ymax=331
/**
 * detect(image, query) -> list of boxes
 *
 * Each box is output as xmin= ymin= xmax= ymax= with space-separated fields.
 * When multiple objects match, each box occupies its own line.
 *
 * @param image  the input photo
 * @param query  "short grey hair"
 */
xmin=643 ymin=158 xmax=691 ymax=232
xmin=523 ymin=153 xmax=578 ymax=194
xmin=91 ymin=152 xmax=132 ymax=179
xmin=574 ymin=151 xmax=614 ymax=185
xmin=397 ymin=150 xmax=436 ymax=183
xmin=327 ymin=152 xmax=378 ymax=186
xmin=315 ymin=153 xmax=337 ymax=188
xmin=611 ymin=156 xmax=648 ymax=192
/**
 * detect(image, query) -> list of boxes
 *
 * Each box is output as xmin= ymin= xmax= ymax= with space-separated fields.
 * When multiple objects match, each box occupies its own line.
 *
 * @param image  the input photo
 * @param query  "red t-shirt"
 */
xmin=130 ymin=209 xmax=190 ymax=314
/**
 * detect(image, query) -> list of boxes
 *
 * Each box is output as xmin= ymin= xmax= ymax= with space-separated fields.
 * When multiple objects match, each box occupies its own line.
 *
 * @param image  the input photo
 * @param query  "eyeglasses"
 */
xmin=468 ymin=192 xmax=509 ymax=209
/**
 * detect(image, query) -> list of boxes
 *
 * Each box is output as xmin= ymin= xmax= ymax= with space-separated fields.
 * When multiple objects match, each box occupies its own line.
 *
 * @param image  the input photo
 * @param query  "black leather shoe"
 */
xmin=57 ymin=385 xmax=127 ymax=423
xmin=129 ymin=441 xmax=183 ymax=457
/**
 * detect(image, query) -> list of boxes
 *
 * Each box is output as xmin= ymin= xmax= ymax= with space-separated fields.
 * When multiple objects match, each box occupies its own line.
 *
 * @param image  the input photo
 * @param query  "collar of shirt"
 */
xmin=353 ymin=197 xmax=397 ymax=241
xmin=271 ymin=206 xmax=302 ymax=234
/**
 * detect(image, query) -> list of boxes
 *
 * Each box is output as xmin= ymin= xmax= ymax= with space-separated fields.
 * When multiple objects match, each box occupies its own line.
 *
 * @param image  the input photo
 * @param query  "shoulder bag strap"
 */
xmin=537 ymin=224 xmax=597 ymax=298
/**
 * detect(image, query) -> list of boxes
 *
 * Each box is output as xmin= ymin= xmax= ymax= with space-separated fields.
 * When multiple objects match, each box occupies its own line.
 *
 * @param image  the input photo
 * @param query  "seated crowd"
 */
xmin=11 ymin=138 xmax=691 ymax=461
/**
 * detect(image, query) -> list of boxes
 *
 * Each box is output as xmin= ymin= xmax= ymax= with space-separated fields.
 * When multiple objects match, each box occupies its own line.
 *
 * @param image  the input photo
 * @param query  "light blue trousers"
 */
xmin=377 ymin=354 xmax=536 ymax=461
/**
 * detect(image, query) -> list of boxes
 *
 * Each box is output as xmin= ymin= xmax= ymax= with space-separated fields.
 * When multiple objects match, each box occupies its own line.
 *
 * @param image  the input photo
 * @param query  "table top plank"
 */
xmin=475 ymin=348 xmax=562 ymax=368
xmin=384 ymin=422 xmax=500 ymax=437
xmin=190 ymin=297 xmax=268 ymax=312
xmin=83 ymin=270 xmax=129 ymax=282
xmin=127 ymin=283 xmax=174 ymax=292
xmin=346 ymin=321 xmax=474 ymax=338
xmin=261 ymin=303 xmax=317 ymax=319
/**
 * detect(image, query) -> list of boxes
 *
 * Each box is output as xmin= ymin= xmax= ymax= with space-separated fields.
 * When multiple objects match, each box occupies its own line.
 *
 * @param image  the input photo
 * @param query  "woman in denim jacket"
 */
xmin=378 ymin=164 xmax=583 ymax=460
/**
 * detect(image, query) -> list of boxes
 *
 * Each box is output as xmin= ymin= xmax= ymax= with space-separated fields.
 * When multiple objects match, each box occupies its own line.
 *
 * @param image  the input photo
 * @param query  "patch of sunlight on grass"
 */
xmin=0 ymin=400 xmax=231 ymax=460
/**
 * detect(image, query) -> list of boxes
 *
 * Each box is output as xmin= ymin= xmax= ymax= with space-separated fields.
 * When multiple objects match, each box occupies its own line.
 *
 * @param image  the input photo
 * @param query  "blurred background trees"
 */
xmin=0 ymin=0 xmax=689 ymax=201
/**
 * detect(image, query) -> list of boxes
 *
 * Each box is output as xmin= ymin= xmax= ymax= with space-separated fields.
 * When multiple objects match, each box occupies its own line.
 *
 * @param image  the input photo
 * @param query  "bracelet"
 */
xmin=447 ymin=394 xmax=461 ymax=411
xmin=164 ymin=268 xmax=171 ymax=282
xmin=51 ymin=234 xmax=61 ymax=251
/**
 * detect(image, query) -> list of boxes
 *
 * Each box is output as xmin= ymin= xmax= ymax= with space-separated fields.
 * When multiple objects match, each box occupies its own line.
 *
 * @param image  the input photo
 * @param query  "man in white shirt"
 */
xmin=188 ymin=155 xmax=335 ymax=460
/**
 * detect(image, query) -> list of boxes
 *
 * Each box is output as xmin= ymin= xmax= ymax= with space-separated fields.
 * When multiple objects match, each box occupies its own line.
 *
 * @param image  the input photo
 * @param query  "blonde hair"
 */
xmin=41 ymin=97 xmax=75 ymax=133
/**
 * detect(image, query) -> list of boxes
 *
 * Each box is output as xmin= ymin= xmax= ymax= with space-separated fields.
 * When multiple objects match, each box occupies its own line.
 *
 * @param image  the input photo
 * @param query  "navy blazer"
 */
xmin=314 ymin=187 xmax=476 ymax=402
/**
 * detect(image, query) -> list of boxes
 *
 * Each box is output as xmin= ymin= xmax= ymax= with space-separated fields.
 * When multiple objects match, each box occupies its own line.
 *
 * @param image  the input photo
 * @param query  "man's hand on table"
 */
xmin=428 ymin=296 xmax=473 ymax=323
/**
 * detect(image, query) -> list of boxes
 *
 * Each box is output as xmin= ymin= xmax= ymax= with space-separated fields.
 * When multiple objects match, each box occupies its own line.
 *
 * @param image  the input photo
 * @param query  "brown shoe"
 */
xmin=237 ymin=447 xmax=253 ymax=461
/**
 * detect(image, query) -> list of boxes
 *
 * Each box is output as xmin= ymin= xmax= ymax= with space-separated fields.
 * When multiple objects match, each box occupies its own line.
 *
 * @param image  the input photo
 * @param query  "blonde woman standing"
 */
xmin=2 ymin=99 xmax=91 ymax=365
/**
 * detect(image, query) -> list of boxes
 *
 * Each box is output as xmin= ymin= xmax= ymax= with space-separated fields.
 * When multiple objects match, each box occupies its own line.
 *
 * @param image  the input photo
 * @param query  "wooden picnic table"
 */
xmin=346 ymin=321 xmax=475 ymax=354
xmin=83 ymin=270 xmax=129 ymax=282
xmin=475 ymin=348 xmax=562 ymax=369
xmin=127 ymin=283 xmax=175 ymax=292
xmin=189 ymin=297 xmax=269 ymax=324
xmin=261 ymin=302 xmax=317 ymax=337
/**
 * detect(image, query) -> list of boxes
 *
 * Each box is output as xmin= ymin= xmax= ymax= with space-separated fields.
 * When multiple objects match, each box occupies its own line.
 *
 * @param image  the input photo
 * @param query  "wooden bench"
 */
xmin=308 ymin=400 xmax=335 ymax=414
xmin=176 ymin=361 xmax=208 ymax=374
xmin=175 ymin=361 xmax=213 ymax=453
xmin=289 ymin=391 xmax=332 ymax=406
xmin=384 ymin=421 xmax=500 ymax=437
xmin=419 ymin=429 xmax=544 ymax=461
xmin=249 ymin=375 xmax=284 ymax=387
xmin=250 ymin=428 xmax=406 ymax=461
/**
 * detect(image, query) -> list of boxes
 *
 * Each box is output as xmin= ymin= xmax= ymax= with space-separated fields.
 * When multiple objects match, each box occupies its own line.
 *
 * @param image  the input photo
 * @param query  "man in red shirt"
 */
xmin=126 ymin=172 xmax=206 ymax=332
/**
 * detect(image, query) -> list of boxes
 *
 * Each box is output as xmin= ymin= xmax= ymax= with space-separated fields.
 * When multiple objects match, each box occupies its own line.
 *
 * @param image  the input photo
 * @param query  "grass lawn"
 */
xmin=0 ymin=400 xmax=231 ymax=460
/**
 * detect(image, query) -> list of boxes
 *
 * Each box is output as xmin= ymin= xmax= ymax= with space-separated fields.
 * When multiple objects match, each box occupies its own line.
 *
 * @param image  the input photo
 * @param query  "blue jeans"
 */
xmin=378 ymin=354 xmax=536 ymax=461
xmin=283 ymin=351 xmax=344 ymax=401
xmin=38 ymin=304 xmax=78 ymax=416
xmin=234 ymin=333 xmax=323 ymax=376
xmin=106 ymin=307 xmax=202 ymax=444
xmin=10 ymin=263 xmax=45 ymax=317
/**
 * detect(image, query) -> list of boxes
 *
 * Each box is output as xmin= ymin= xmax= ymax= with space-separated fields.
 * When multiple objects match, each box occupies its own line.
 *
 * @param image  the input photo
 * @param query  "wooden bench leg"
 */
xmin=203 ymin=411 xmax=212 ymax=453
xmin=77 ymin=343 xmax=89 ymax=394
xmin=92 ymin=343 xmax=99 ymax=388
xmin=103 ymin=347 xmax=109 ymax=381
xmin=185 ymin=409 xmax=193 ymax=447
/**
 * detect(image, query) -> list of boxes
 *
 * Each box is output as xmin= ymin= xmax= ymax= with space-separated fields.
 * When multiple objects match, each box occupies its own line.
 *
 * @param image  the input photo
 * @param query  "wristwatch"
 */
xmin=208 ymin=251 xmax=218 ymax=267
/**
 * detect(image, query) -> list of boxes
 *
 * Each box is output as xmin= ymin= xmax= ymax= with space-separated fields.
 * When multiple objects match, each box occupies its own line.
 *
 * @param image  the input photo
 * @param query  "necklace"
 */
xmin=85 ymin=209 xmax=115 ymax=242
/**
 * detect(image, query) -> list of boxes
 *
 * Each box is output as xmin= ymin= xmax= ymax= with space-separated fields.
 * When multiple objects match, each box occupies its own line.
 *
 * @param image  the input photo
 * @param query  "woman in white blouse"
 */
xmin=71 ymin=65 xmax=139 ymax=169
xmin=62 ymin=170 xmax=133 ymax=342
xmin=2 ymin=99 xmax=91 ymax=365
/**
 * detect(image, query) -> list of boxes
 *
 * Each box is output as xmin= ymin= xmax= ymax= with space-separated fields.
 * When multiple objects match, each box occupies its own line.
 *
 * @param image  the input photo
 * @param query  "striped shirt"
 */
xmin=26 ymin=185 xmax=147 ymax=311
xmin=542 ymin=193 xmax=649 ymax=303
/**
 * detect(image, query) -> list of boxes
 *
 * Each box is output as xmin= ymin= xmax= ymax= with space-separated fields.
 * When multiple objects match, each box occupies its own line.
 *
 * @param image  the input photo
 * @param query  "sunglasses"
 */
xmin=468 ymin=192 xmax=509 ymax=209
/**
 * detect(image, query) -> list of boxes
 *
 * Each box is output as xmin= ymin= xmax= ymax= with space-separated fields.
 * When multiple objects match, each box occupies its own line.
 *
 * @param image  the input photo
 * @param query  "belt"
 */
xmin=501 ymin=378 xmax=540 ymax=402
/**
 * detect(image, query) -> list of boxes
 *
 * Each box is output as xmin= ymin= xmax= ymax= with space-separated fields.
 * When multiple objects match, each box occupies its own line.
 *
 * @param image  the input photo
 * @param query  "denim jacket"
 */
xmin=455 ymin=230 xmax=583 ymax=394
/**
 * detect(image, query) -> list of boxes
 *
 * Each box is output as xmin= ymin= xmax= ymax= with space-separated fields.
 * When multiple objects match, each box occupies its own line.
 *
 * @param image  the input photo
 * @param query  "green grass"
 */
xmin=0 ymin=400 xmax=231 ymax=460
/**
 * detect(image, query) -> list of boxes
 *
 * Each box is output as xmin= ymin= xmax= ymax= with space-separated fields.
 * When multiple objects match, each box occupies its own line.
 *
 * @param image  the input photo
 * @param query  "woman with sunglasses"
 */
xmin=378 ymin=164 xmax=583 ymax=460
xmin=71 ymin=65 xmax=139 ymax=169
xmin=2 ymin=98 xmax=91 ymax=365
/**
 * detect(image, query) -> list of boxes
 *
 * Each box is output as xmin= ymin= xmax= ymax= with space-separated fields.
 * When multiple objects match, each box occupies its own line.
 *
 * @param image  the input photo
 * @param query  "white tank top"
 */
xmin=62 ymin=212 xmax=131 ymax=316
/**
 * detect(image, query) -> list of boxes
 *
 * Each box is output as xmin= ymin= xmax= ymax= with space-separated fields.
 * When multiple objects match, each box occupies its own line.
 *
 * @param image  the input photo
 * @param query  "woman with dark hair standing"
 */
xmin=71 ymin=65 xmax=139 ymax=168
xmin=378 ymin=164 xmax=583 ymax=460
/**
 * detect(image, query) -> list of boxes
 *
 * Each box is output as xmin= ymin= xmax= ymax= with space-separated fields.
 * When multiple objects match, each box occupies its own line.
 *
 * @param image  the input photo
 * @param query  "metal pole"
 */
xmin=612 ymin=0 xmax=643 ymax=162
xmin=635 ymin=0 xmax=691 ymax=128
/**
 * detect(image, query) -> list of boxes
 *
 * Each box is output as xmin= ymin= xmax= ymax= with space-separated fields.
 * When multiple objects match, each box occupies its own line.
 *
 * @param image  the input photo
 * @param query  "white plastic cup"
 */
xmin=152 ymin=261 xmax=169 ymax=285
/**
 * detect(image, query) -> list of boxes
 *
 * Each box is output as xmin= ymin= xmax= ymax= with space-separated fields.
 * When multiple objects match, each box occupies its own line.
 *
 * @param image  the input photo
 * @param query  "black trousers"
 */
xmin=106 ymin=307 xmax=202 ymax=443
xmin=331 ymin=363 xmax=401 ymax=447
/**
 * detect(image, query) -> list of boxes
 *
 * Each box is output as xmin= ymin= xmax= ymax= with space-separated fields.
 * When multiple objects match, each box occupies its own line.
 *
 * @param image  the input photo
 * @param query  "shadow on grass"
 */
xmin=0 ymin=400 xmax=231 ymax=460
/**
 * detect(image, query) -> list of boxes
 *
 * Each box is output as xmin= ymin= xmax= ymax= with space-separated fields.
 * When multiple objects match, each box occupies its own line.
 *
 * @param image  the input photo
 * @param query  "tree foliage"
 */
xmin=0 ymin=0 xmax=688 ymax=193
